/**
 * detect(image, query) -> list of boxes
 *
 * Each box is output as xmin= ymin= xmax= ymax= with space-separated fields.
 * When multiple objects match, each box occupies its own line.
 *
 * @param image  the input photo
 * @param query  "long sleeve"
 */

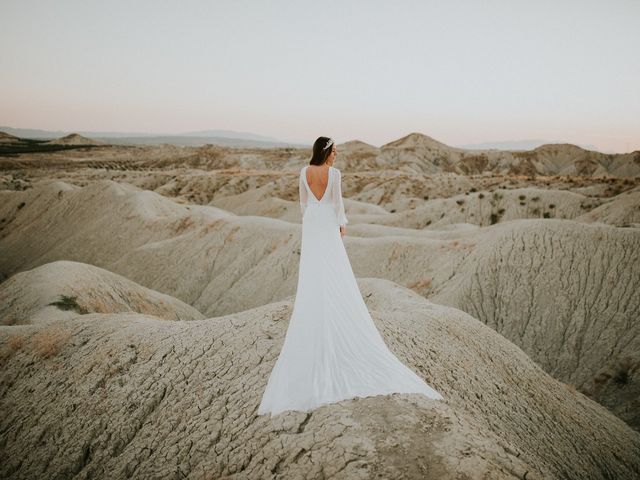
xmin=332 ymin=168 xmax=348 ymax=228
xmin=299 ymin=168 xmax=308 ymax=217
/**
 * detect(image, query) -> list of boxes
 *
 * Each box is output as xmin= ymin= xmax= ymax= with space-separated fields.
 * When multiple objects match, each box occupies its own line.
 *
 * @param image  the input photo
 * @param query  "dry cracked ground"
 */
xmin=1 ymin=134 xmax=640 ymax=479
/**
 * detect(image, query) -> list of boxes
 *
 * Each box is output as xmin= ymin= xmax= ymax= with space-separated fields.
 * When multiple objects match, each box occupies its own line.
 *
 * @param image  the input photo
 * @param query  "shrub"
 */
xmin=48 ymin=295 xmax=88 ymax=314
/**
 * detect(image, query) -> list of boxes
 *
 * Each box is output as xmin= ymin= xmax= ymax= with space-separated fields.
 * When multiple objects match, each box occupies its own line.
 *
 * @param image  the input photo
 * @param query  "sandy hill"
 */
xmin=0 ymin=131 xmax=21 ymax=143
xmin=1 ymin=179 xmax=639 ymax=436
xmin=207 ymin=181 xmax=382 ymax=224
xmin=0 ymin=260 xmax=204 ymax=325
xmin=203 ymin=172 xmax=633 ymax=229
xmin=330 ymin=140 xmax=381 ymax=170
xmin=383 ymin=132 xmax=460 ymax=152
xmin=575 ymin=188 xmax=640 ymax=227
xmin=1 ymin=275 xmax=639 ymax=478
xmin=46 ymin=133 xmax=105 ymax=146
xmin=372 ymin=132 xmax=640 ymax=177
xmin=375 ymin=187 xmax=592 ymax=229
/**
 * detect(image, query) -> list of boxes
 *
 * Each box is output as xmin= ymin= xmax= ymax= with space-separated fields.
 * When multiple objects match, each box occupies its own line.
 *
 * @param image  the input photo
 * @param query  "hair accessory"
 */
xmin=323 ymin=138 xmax=334 ymax=150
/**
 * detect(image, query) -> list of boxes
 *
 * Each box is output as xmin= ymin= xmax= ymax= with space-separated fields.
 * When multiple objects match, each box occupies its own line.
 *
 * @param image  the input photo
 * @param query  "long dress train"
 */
xmin=257 ymin=165 xmax=443 ymax=416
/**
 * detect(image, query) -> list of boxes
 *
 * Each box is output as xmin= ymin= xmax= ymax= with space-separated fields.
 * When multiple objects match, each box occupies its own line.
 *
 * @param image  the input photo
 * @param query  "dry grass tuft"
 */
xmin=407 ymin=277 xmax=433 ymax=295
xmin=0 ymin=334 xmax=27 ymax=365
xmin=30 ymin=328 xmax=73 ymax=359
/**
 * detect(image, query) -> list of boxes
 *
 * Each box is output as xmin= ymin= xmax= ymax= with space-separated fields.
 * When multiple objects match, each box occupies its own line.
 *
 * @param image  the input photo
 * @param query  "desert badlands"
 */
xmin=1 ymin=131 xmax=639 ymax=479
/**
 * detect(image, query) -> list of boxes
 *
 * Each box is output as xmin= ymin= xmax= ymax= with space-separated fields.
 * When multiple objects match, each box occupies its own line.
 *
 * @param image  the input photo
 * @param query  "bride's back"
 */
xmin=305 ymin=165 xmax=331 ymax=201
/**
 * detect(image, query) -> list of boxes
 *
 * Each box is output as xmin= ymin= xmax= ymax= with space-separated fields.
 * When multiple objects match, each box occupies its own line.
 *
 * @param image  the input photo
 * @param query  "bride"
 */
xmin=258 ymin=136 xmax=443 ymax=416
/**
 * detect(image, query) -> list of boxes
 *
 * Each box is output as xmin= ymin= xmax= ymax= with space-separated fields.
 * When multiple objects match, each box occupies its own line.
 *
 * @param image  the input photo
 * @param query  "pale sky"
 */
xmin=2 ymin=0 xmax=639 ymax=153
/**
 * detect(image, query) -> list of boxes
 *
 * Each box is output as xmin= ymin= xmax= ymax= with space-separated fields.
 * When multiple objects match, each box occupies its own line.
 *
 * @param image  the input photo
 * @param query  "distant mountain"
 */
xmin=456 ymin=139 xmax=600 ymax=152
xmin=46 ymin=133 xmax=105 ymax=146
xmin=375 ymin=132 xmax=639 ymax=177
xmin=383 ymin=132 xmax=459 ymax=152
xmin=0 ymin=127 xmax=67 ymax=139
xmin=0 ymin=127 xmax=162 ymax=139
xmin=0 ymin=126 xmax=307 ymax=148
xmin=0 ymin=131 xmax=106 ymax=154
xmin=179 ymin=129 xmax=281 ymax=142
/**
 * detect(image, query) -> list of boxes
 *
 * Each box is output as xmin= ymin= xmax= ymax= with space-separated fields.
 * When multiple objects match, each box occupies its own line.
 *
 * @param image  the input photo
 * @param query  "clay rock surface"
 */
xmin=2 ymin=277 xmax=640 ymax=479
xmin=575 ymin=187 xmax=640 ymax=227
xmin=432 ymin=219 xmax=640 ymax=430
xmin=0 ymin=260 xmax=205 ymax=325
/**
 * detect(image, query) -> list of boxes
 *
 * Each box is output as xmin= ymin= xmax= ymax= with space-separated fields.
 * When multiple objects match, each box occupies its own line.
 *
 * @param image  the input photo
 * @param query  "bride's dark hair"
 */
xmin=310 ymin=136 xmax=333 ymax=165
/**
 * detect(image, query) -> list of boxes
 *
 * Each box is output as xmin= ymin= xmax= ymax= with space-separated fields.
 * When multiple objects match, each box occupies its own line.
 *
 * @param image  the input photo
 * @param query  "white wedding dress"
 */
xmin=257 ymin=165 xmax=443 ymax=416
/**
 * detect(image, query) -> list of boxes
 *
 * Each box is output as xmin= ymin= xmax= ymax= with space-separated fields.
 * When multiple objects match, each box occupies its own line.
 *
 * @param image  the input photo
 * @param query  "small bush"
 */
xmin=48 ymin=295 xmax=88 ymax=314
xmin=613 ymin=357 xmax=635 ymax=386
xmin=518 ymin=195 xmax=526 ymax=200
xmin=531 ymin=196 xmax=540 ymax=201
xmin=456 ymin=199 xmax=465 ymax=205
xmin=478 ymin=193 xmax=485 ymax=199
xmin=490 ymin=213 xmax=498 ymax=224
xmin=543 ymin=212 xmax=551 ymax=218
xmin=549 ymin=204 xmax=555 ymax=209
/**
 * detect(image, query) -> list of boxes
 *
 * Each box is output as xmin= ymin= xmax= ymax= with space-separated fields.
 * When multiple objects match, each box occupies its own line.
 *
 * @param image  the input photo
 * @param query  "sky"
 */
xmin=1 ymin=0 xmax=639 ymax=153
